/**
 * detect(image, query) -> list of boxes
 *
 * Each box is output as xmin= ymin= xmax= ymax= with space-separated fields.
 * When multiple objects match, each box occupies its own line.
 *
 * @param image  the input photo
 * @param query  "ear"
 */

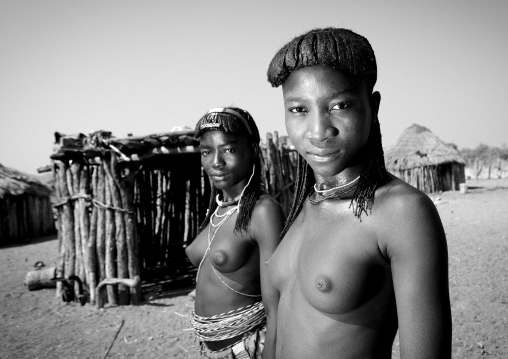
xmin=370 ymin=91 xmax=381 ymax=123
xmin=251 ymin=143 xmax=259 ymax=158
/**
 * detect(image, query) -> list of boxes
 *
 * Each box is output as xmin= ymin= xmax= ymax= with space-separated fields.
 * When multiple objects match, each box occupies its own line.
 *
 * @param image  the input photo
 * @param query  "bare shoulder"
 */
xmin=252 ymin=193 xmax=284 ymax=220
xmin=250 ymin=193 xmax=284 ymax=244
xmin=375 ymin=174 xmax=439 ymax=219
xmin=374 ymin=174 xmax=446 ymax=256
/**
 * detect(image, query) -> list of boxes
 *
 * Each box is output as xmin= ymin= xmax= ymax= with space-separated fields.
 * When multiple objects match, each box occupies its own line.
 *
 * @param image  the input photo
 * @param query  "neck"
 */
xmin=220 ymin=184 xmax=245 ymax=203
xmin=314 ymin=167 xmax=361 ymax=191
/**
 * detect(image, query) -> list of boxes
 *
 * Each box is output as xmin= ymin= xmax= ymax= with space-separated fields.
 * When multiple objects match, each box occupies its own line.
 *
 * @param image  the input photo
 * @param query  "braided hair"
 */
xmin=195 ymin=107 xmax=263 ymax=235
xmin=267 ymin=28 xmax=389 ymax=234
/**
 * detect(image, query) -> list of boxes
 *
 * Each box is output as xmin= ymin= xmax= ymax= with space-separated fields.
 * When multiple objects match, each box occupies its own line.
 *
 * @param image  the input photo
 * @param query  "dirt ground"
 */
xmin=1 ymin=178 xmax=507 ymax=359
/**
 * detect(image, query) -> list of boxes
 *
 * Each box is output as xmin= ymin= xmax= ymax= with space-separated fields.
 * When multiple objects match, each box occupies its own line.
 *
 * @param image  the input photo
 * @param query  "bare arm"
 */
xmin=386 ymin=192 xmax=452 ymax=359
xmin=252 ymin=196 xmax=284 ymax=359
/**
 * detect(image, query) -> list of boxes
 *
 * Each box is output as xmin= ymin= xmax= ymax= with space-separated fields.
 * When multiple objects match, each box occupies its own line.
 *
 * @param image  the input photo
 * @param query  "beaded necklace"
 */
xmin=195 ymin=166 xmax=261 ymax=298
xmin=307 ymin=176 xmax=360 ymax=204
xmin=215 ymin=194 xmax=241 ymax=208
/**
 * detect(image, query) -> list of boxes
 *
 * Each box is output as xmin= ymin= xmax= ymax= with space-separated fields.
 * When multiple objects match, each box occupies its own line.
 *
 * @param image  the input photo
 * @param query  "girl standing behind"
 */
xmin=186 ymin=107 xmax=283 ymax=359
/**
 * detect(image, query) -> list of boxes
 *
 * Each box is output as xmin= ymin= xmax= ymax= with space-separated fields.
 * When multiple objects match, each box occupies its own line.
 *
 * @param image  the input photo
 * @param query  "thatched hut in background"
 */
xmin=0 ymin=163 xmax=55 ymax=245
xmin=385 ymin=124 xmax=465 ymax=193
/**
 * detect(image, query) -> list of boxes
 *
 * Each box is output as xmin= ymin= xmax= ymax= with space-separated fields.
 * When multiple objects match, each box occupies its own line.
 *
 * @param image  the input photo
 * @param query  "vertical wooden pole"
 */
xmin=104 ymin=154 xmax=130 ymax=305
xmin=87 ymin=166 xmax=98 ymax=305
xmin=78 ymin=165 xmax=91 ymax=285
xmin=70 ymin=162 xmax=84 ymax=287
xmin=117 ymin=162 xmax=142 ymax=304
xmin=61 ymin=161 xmax=75 ymax=282
xmin=96 ymin=164 xmax=107 ymax=284
xmin=104 ymin=161 xmax=118 ymax=306
xmin=54 ymin=162 xmax=64 ymax=299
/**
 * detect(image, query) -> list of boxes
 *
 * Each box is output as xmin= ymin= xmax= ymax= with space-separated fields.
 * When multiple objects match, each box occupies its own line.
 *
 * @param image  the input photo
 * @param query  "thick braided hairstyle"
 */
xmin=195 ymin=107 xmax=263 ymax=235
xmin=267 ymin=28 xmax=388 ymax=234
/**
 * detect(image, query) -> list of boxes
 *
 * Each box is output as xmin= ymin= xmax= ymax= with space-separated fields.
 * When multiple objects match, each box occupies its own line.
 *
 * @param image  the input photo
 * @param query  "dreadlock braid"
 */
xmin=195 ymin=107 xmax=264 ymax=235
xmin=350 ymin=119 xmax=388 ymax=218
xmin=233 ymin=155 xmax=263 ymax=234
xmin=280 ymin=154 xmax=313 ymax=237
xmin=268 ymin=27 xmax=389 ymax=223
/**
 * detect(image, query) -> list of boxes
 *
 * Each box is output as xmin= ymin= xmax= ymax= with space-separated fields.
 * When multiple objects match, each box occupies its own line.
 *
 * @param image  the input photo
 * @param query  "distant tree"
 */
xmin=474 ymin=144 xmax=490 ymax=179
xmin=487 ymin=147 xmax=501 ymax=179
xmin=500 ymin=143 xmax=508 ymax=161
xmin=460 ymin=148 xmax=475 ymax=167
xmin=460 ymin=144 xmax=492 ymax=179
xmin=461 ymin=143 xmax=508 ymax=179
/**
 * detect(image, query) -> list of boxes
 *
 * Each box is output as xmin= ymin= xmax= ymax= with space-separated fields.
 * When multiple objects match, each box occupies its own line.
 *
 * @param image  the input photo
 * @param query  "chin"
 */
xmin=211 ymin=180 xmax=228 ymax=190
xmin=307 ymin=162 xmax=344 ymax=178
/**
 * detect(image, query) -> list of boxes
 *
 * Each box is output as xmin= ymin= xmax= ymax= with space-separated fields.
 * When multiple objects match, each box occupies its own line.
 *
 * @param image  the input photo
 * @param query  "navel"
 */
xmin=212 ymin=250 xmax=228 ymax=266
xmin=315 ymin=277 xmax=332 ymax=292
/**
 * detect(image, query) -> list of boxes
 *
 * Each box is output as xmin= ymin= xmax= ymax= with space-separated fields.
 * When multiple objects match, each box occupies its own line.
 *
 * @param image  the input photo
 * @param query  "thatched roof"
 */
xmin=0 ymin=163 xmax=52 ymax=198
xmin=385 ymin=124 xmax=465 ymax=170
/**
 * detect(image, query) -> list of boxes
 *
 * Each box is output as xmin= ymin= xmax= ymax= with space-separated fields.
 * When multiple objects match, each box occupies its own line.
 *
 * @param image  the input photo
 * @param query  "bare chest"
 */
xmin=186 ymin=215 xmax=257 ymax=274
xmin=269 ymin=201 xmax=389 ymax=314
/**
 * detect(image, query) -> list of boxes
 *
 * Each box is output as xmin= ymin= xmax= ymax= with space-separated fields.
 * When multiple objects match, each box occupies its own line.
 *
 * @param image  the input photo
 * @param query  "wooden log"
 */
xmin=70 ymin=162 xmax=84 ymax=287
xmin=79 ymin=166 xmax=91 ymax=288
xmin=60 ymin=161 xmax=76 ymax=282
xmin=53 ymin=162 xmax=64 ymax=299
xmin=96 ymin=276 xmax=140 ymax=309
xmin=104 ymin=162 xmax=118 ymax=306
xmin=96 ymin=164 xmax=107 ymax=283
xmin=87 ymin=166 xmax=98 ymax=305
xmin=104 ymin=155 xmax=130 ymax=305
xmin=24 ymin=267 xmax=56 ymax=291
xmin=109 ymin=155 xmax=141 ymax=304
xmin=162 ymin=170 xmax=171 ymax=266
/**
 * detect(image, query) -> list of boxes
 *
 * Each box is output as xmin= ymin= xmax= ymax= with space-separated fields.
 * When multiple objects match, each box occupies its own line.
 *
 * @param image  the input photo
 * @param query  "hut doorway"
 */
xmin=135 ymin=153 xmax=210 ymax=294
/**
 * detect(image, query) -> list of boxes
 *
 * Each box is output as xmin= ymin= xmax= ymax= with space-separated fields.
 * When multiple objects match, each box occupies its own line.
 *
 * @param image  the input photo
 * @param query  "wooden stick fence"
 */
xmin=0 ymin=166 xmax=55 ymax=245
xmin=392 ymin=162 xmax=465 ymax=194
xmin=49 ymin=129 xmax=297 ymax=307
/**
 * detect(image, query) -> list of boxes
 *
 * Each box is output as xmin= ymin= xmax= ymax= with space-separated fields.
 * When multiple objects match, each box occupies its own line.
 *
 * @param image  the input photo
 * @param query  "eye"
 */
xmin=201 ymin=150 xmax=211 ymax=157
xmin=289 ymin=106 xmax=307 ymax=114
xmin=331 ymin=102 xmax=351 ymax=111
xmin=225 ymin=148 xmax=236 ymax=153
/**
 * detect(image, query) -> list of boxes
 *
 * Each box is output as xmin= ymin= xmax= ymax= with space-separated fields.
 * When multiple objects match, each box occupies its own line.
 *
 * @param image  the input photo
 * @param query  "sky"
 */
xmin=1 ymin=0 xmax=507 ymax=175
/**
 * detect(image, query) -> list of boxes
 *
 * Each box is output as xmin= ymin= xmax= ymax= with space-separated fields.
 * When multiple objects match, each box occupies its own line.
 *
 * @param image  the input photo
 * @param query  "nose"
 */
xmin=306 ymin=111 xmax=339 ymax=144
xmin=212 ymin=152 xmax=225 ymax=169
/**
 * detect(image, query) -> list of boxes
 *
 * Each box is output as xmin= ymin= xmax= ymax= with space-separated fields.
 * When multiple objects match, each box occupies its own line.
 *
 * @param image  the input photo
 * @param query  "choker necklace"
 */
xmin=308 ymin=176 xmax=360 ymax=204
xmin=214 ymin=163 xmax=256 ymax=209
xmin=215 ymin=194 xmax=241 ymax=208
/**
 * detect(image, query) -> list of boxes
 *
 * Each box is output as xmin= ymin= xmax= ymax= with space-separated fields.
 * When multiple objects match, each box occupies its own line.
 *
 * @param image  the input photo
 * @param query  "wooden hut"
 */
xmin=0 ymin=163 xmax=55 ymax=245
xmin=385 ymin=124 xmax=465 ymax=193
xmin=49 ymin=129 xmax=297 ymax=307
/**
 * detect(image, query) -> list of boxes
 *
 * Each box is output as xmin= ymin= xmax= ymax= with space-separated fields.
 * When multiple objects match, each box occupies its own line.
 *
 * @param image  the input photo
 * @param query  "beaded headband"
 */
xmin=202 ymin=107 xmax=253 ymax=136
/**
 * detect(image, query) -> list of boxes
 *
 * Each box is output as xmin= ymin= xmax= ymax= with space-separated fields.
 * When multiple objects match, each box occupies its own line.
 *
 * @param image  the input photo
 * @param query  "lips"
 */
xmin=307 ymin=149 xmax=341 ymax=162
xmin=210 ymin=172 xmax=229 ymax=179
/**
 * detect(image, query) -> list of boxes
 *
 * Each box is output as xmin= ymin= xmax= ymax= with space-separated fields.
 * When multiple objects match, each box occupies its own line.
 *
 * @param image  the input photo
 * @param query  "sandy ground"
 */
xmin=1 ymin=178 xmax=507 ymax=359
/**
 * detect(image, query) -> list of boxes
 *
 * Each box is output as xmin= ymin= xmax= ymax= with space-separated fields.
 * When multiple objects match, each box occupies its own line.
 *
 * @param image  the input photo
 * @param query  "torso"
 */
xmin=186 ymin=203 xmax=262 ymax=350
xmin=268 ymin=180 xmax=401 ymax=359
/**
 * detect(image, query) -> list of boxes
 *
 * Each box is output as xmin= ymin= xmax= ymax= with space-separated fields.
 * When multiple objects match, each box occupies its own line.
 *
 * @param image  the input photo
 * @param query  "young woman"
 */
xmin=265 ymin=28 xmax=452 ymax=359
xmin=185 ymin=107 xmax=284 ymax=359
